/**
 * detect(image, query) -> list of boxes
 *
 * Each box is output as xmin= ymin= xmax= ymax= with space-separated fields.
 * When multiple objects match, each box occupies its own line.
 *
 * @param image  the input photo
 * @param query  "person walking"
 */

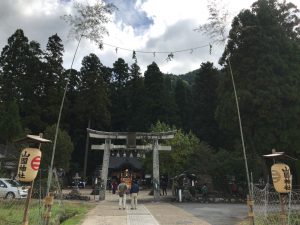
xmin=130 ymin=180 xmax=139 ymax=210
xmin=117 ymin=181 xmax=128 ymax=209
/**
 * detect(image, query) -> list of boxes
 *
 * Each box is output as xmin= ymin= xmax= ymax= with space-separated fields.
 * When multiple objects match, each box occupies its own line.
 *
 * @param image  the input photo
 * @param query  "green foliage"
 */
xmin=0 ymin=167 xmax=8 ymax=177
xmin=61 ymin=1 xmax=116 ymax=45
xmin=149 ymin=122 xmax=260 ymax=189
xmin=78 ymin=53 xmax=110 ymax=129
xmin=20 ymin=40 xmax=45 ymax=133
xmin=166 ymin=130 xmax=202 ymax=176
xmin=144 ymin=62 xmax=166 ymax=128
xmin=143 ymin=63 xmax=178 ymax=129
xmin=150 ymin=121 xmax=175 ymax=132
xmin=217 ymin=0 xmax=300 ymax=157
xmin=0 ymin=200 xmax=93 ymax=225
xmin=0 ymin=30 xmax=45 ymax=134
xmin=209 ymin=149 xmax=246 ymax=191
xmin=174 ymin=78 xmax=191 ymax=131
xmin=179 ymin=69 xmax=199 ymax=85
xmin=127 ymin=62 xmax=146 ymax=131
xmin=110 ymin=58 xmax=130 ymax=131
xmin=0 ymin=30 xmax=65 ymax=135
xmin=61 ymin=202 xmax=94 ymax=225
xmin=41 ymin=34 xmax=65 ymax=127
xmin=1 ymin=0 xmax=300 ymax=189
xmin=111 ymin=58 xmax=130 ymax=87
xmin=191 ymin=62 xmax=219 ymax=147
xmin=42 ymin=124 xmax=74 ymax=171
xmin=195 ymin=0 xmax=229 ymax=43
xmin=0 ymin=100 xmax=23 ymax=143
xmin=149 ymin=121 xmax=214 ymax=177
xmin=0 ymin=29 xmax=30 ymax=102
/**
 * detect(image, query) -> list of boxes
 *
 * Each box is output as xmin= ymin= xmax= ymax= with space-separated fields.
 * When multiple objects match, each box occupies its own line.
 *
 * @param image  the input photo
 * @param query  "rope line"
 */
xmin=102 ymin=42 xmax=211 ymax=54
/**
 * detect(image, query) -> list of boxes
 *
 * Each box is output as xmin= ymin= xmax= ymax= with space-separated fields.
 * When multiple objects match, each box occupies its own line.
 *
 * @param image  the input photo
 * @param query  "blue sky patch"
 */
xmin=104 ymin=0 xmax=153 ymax=34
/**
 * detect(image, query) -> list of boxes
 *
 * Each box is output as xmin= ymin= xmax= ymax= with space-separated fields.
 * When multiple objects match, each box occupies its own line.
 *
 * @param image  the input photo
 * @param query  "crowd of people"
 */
xmin=109 ymin=178 xmax=210 ymax=206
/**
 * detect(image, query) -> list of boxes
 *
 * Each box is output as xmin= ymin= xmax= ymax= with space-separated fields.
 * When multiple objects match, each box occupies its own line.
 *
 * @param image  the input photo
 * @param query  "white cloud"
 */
xmin=0 ymin=0 xmax=299 ymax=75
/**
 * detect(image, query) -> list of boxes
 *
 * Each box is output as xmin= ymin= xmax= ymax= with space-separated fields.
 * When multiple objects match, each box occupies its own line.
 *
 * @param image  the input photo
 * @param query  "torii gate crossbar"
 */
xmin=86 ymin=128 xmax=176 ymax=201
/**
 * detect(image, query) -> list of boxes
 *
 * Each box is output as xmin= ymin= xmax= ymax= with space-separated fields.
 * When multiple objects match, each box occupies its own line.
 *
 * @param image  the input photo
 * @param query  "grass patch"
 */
xmin=61 ymin=202 xmax=94 ymax=225
xmin=238 ymin=213 xmax=300 ymax=225
xmin=0 ymin=199 xmax=94 ymax=225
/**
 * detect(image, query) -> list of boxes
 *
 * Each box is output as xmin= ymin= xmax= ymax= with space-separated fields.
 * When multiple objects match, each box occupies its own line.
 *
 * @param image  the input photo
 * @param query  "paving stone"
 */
xmin=80 ymin=190 xmax=211 ymax=225
xmin=127 ymin=205 xmax=159 ymax=225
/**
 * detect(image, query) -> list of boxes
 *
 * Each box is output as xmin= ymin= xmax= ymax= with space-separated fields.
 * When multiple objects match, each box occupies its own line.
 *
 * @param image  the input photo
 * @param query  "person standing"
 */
xmin=161 ymin=180 xmax=167 ymax=196
xmin=107 ymin=179 xmax=112 ymax=193
xmin=118 ymin=181 xmax=128 ymax=209
xmin=130 ymin=180 xmax=139 ymax=210
xmin=112 ymin=181 xmax=118 ymax=194
xmin=231 ymin=182 xmax=237 ymax=197
xmin=201 ymin=183 xmax=208 ymax=203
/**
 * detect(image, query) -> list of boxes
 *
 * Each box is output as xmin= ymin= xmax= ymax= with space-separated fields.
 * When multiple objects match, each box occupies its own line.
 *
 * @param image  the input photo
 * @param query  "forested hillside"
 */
xmin=0 ymin=0 xmax=300 ymax=188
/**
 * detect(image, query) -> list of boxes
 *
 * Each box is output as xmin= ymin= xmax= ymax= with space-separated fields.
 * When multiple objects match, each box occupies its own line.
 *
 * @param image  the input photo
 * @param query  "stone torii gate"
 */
xmin=87 ymin=128 xmax=176 ymax=201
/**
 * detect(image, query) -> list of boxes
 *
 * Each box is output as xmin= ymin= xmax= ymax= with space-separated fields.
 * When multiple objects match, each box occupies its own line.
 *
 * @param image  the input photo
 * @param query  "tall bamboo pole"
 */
xmin=227 ymin=59 xmax=254 ymax=225
xmin=46 ymin=34 xmax=84 ymax=196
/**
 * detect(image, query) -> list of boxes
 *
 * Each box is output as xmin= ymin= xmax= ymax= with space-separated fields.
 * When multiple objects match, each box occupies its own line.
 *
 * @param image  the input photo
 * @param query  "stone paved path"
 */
xmin=81 ymin=201 xmax=210 ymax=225
xmin=81 ymin=202 xmax=161 ymax=225
xmin=80 ymin=190 xmax=210 ymax=225
xmin=127 ymin=205 xmax=159 ymax=225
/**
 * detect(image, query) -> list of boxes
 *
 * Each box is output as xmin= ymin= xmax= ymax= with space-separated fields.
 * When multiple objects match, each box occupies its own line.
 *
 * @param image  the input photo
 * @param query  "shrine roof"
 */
xmin=109 ymin=156 xmax=142 ymax=170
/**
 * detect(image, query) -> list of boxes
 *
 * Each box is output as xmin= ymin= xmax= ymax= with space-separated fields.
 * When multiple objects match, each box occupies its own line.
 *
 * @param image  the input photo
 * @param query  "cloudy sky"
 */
xmin=0 ymin=0 xmax=299 ymax=75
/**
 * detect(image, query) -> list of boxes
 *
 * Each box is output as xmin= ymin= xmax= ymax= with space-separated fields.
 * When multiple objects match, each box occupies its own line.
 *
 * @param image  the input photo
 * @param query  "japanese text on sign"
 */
xmin=18 ymin=151 xmax=30 ymax=179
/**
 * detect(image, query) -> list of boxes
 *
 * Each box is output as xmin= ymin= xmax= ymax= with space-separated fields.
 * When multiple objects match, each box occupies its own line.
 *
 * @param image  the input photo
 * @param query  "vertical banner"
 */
xmin=18 ymin=148 xmax=42 ymax=182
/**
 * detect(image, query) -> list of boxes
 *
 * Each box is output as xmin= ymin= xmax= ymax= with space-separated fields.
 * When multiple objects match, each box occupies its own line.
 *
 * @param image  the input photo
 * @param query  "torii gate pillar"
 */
xmin=99 ymin=139 xmax=111 ymax=200
xmin=153 ymin=139 xmax=160 ymax=201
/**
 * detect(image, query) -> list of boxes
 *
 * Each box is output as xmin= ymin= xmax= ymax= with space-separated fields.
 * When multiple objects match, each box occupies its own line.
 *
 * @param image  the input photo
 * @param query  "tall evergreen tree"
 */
xmin=163 ymin=75 xmax=180 ymax=127
xmin=0 ymin=29 xmax=45 ymax=133
xmin=0 ymin=29 xmax=30 ymax=102
xmin=20 ymin=40 xmax=45 ymax=133
xmin=70 ymin=53 xmax=110 ymax=171
xmin=143 ymin=62 xmax=173 ymax=129
xmin=217 ymin=0 xmax=300 ymax=156
xmin=175 ymin=79 xmax=191 ymax=131
xmin=110 ymin=58 xmax=130 ymax=87
xmin=110 ymin=58 xmax=130 ymax=131
xmin=191 ymin=62 xmax=219 ymax=146
xmin=41 ymin=34 xmax=65 ymax=125
xmin=64 ymin=68 xmax=81 ymax=133
xmin=127 ymin=62 xmax=146 ymax=131
xmin=78 ymin=53 xmax=110 ymax=129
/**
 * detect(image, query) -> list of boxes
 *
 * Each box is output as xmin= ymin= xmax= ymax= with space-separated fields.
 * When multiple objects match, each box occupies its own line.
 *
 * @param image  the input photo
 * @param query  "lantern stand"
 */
xmin=70 ymin=173 xmax=81 ymax=196
xmin=263 ymin=149 xmax=297 ymax=225
xmin=23 ymin=178 xmax=34 ymax=225
xmin=14 ymin=134 xmax=51 ymax=225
